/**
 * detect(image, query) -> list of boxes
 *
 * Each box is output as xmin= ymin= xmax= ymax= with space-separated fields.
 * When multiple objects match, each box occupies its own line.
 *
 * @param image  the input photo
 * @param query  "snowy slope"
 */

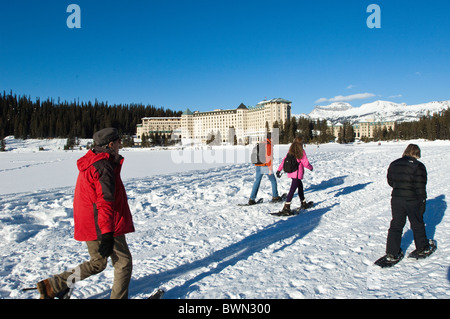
xmin=300 ymin=100 xmax=450 ymax=124
xmin=0 ymin=138 xmax=449 ymax=299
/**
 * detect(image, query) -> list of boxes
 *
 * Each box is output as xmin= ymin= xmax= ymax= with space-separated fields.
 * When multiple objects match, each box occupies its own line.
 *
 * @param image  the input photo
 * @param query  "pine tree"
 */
xmin=337 ymin=122 xmax=354 ymax=144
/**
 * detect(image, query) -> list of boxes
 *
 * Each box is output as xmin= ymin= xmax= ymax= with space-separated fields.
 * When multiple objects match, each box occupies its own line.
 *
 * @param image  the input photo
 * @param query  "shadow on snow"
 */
xmin=126 ymin=203 xmax=336 ymax=299
xmin=401 ymin=194 xmax=447 ymax=253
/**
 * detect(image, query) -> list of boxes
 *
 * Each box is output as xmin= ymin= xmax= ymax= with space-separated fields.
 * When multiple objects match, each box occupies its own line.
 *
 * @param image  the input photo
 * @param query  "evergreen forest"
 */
xmin=0 ymin=91 xmax=181 ymax=140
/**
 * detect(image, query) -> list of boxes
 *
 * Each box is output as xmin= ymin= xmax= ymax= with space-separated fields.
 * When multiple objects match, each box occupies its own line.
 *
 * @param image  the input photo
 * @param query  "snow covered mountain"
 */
xmin=295 ymin=100 xmax=450 ymax=124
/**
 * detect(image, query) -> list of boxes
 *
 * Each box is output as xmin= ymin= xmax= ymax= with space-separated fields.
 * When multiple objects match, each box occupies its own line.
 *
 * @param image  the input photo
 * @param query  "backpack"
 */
xmin=283 ymin=153 xmax=299 ymax=173
xmin=251 ymin=142 xmax=267 ymax=164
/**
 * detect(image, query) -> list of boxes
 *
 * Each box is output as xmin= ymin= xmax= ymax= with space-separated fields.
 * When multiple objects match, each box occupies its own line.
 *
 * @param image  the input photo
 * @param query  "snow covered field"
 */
xmin=0 ymin=137 xmax=449 ymax=299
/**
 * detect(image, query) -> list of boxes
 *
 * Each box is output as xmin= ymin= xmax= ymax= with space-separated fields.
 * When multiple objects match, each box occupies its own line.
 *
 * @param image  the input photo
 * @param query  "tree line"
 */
xmin=289 ymin=108 xmax=450 ymax=144
xmin=274 ymin=117 xmax=335 ymax=145
xmin=0 ymin=91 xmax=336 ymax=146
xmin=1 ymin=91 xmax=449 ymax=146
xmin=355 ymin=108 xmax=450 ymax=142
xmin=385 ymin=108 xmax=450 ymax=141
xmin=0 ymin=91 xmax=182 ymax=140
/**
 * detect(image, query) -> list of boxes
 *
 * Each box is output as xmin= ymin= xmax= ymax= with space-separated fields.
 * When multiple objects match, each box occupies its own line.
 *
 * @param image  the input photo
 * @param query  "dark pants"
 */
xmin=286 ymin=178 xmax=304 ymax=203
xmin=386 ymin=197 xmax=428 ymax=255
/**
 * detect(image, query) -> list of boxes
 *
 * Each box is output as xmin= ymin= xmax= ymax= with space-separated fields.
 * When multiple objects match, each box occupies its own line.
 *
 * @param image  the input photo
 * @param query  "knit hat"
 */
xmin=93 ymin=128 xmax=120 ymax=146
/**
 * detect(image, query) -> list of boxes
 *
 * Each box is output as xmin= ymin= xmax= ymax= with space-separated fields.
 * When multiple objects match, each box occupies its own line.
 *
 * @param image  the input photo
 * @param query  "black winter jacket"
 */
xmin=387 ymin=156 xmax=427 ymax=200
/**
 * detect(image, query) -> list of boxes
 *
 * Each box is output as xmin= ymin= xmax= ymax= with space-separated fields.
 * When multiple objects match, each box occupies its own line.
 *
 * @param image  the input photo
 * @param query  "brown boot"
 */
xmin=37 ymin=279 xmax=56 ymax=299
xmin=278 ymin=203 xmax=292 ymax=216
xmin=282 ymin=203 xmax=291 ymax=213
xmin=271 ymin=196 xmax=283 ymax=203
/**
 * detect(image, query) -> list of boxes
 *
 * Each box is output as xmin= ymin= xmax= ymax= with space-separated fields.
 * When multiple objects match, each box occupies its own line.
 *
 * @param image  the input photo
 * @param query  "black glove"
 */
xmin=276 ymin=171 xmax=282 ymax=178
xmin=98 ymin=232 xmax=114 ymax=258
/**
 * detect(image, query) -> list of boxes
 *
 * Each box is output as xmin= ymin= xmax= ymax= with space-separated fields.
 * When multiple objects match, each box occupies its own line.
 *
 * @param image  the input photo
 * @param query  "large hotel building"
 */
xmin=136 ymin=98 xmax=292 ymax=144
xmin=328 ymin=120 xmax=396 ymax=139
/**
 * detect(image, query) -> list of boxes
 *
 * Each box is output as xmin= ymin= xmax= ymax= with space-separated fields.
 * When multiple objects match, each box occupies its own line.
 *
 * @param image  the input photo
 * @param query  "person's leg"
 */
xmin=282 ymin=179 xmax=298 ymax=212
xmin=250 ymin=166 xmax=263 ymax=200
xmin=285 ymin=179 xmax=298 ymax=203
xmin=297 ymin=179 xmax=305 ymax=202
xmin=110 ymin=235 xmax=133 ymax=299
xmin=406 ymin=199 xmax=429 ymax=251
xmin=48 ymin=240 xmax=107 ymax=294
xmin=386 ymin=197 xmax=407 ymax=255
xmin=267 ymin=172 xmax=279 ymax=198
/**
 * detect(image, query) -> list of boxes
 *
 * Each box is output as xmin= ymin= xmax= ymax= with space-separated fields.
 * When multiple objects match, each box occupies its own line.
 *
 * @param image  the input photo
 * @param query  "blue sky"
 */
xmin=1 ymin=0 xmax=449 ymax=114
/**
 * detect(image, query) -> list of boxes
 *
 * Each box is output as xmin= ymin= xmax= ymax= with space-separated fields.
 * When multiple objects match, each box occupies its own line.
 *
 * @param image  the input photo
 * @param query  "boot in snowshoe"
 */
xmin=301 ymin=200 xmax=314 ymax=210
xmin=374 ymin=250 xmax=404 ymax=268
xmin=408 ymin=239 xmax=437 ymax=259
xmin=37 ymin=279 xmax=73 ymax=299
xmin=271 ymin=196 xmax=283 ymax=203
xmin=279 ymin=203 xmax=292 ymax=215
xmin=271 ymin=203 xmax=296 ymax=216
xmin=270 ymin=193 xmax=287 ymax=203
xmin=148 ymin=288 xmax=165 ymax=299
xmin=238 ymin=198 xmax=263 ymax=206
xmin=37 ymin=279 xmax=56 ymax=299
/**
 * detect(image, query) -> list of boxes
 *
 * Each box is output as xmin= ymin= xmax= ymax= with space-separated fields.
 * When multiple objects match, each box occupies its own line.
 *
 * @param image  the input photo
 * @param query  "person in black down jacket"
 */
xmin=384 ymin=144 xmax=433 ymax=262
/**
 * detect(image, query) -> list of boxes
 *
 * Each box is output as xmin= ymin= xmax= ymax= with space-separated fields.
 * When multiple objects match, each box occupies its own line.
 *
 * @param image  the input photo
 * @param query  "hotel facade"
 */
xmin=328 ymin=120 xmax=396 ymax=139
xmin=136 ymin=98 xmax=396 ymax=144
xmin=136 ymin=98 xmax=292 ymax=144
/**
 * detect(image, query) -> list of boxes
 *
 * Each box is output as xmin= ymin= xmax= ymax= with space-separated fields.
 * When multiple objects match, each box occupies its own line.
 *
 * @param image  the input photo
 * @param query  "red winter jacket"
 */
xmin=73 ymin=147 xmax=134 ymax=241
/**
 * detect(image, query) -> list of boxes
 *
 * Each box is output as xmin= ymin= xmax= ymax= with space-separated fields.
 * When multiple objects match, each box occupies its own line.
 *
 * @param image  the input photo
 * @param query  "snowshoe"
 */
xmin=148 ymin=288 xmax=165 ymax=299
xmin=270 ymin=211 xmax=292 ymax=216
xmin=26 ymin=280 xmax=73 ymax=299
xmin=301 ymin=201 xmax=314 ymax=209
xmin=374 ymin=251 xmax=404 ymax=268
xmin=270 ymin=206 xmax=300 ymax=217
xmin=270 ymin=193 xmax=287 ymax=203
xmin=238 ymin=198 xmax=263 ymax=206
xmin=36 ymin=279 xmax=56 ymax=299
xmin=408 ymin=239 xmax=437 ymax=260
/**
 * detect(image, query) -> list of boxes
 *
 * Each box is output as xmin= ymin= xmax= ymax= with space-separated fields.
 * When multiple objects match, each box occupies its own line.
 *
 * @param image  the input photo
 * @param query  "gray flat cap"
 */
xmin=93 ymin=128 xmax=120 ymax=146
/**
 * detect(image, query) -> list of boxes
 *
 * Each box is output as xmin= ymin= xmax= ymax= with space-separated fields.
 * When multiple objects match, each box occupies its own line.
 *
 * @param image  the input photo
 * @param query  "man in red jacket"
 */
xmin=37 ymin=128 xmax=135 ymax=299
